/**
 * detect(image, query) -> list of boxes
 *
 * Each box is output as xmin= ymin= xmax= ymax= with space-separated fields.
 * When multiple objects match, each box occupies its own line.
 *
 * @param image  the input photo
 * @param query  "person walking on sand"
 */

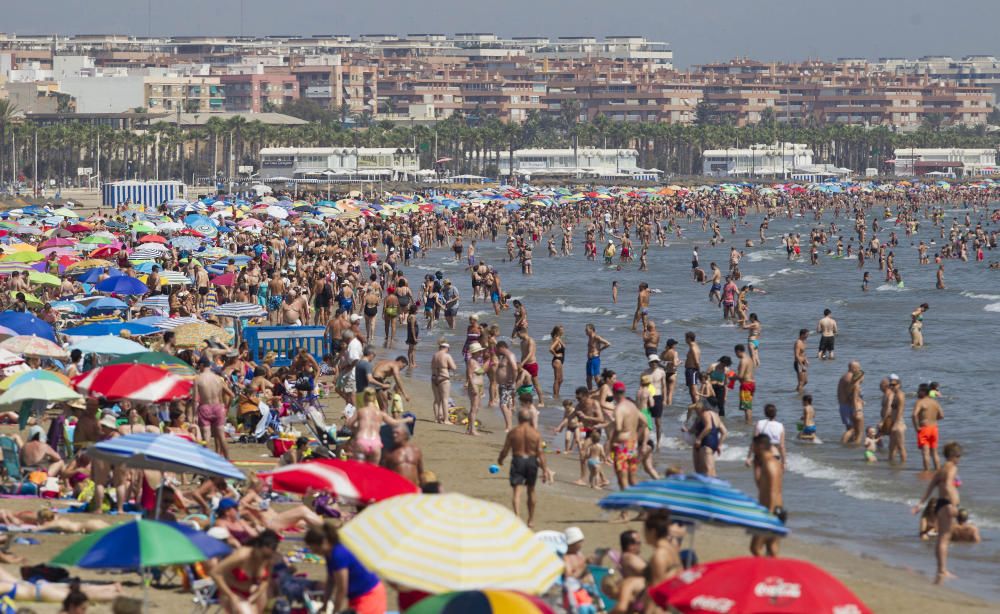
xmin=430 ymin=340 xmax=457 ymax=424
xmin=750 ymin=434 xmax=785 ymax=557
xmin=497 ymin=408 xmax=549 ymax=528
xmin=465 ymin=342 xmax=486 ymax=436
xmin=912 ymin=442 xmax=963 ymax=584
xmin=194 ymin=357 xmax=233 ymax=460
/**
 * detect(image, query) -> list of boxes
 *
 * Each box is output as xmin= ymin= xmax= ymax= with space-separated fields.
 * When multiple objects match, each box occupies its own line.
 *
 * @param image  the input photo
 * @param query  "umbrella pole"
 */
xmin=153 ymin=471 xmax=165 ymax=520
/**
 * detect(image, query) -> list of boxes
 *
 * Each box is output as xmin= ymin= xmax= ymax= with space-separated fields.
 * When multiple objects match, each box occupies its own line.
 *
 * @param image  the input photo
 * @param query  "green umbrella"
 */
xmin=80 ymin=235 xmax=114 ymax=245
xmin=28 ymin=271 xmax=61 ymax=287
xmin=51 ymin=520 xmax=225 ymax=569
xmin=0 ymin=379 xmax=80 ymax=406
xmin=105 ymin=351 xmax=196 ymax=376
xmin=131 ymin=221 xmax=157 ymax=233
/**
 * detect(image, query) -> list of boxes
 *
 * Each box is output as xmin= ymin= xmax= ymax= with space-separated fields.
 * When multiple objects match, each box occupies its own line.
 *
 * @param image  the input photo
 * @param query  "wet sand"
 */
xmin=3 ymin=376 xmax=994 ymax=613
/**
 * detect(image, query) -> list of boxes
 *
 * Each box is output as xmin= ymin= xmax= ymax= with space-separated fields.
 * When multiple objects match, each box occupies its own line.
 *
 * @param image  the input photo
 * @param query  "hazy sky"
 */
xmin=7 ymin=0 xmax=1000 ymax=66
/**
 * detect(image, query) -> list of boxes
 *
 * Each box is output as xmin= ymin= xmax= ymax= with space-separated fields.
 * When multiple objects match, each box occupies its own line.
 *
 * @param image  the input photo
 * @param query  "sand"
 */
xmin=2 ymin=375 xmax=994 ymax=613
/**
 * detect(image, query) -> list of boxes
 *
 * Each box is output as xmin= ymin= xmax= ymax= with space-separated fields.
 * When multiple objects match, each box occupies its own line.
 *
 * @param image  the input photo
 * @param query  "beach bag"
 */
xmin=21 ymin=564 xmax=70 ymax=583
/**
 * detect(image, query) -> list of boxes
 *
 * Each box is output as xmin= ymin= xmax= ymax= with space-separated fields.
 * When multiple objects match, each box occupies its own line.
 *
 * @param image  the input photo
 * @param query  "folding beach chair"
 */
xmin=0 ymin=436 xmax=35 ymax=495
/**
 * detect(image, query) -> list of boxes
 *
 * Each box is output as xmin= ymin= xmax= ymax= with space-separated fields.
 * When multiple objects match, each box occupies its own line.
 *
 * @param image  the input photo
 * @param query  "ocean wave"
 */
xmin=662 ymin=318 xmax=673 ymax=325
xmin=740 ymin=275 xmax=764 ymax=285
xmin=984 ymin=302 xmax=1000 ymax=313
xmin=615 ymin=314 xmax=627 ymax=319
xmin=747 ymin=250 xmax=780 ymax=262
xmin=876 ymin=283 xmax=907 ymax=292
xmin=961 ymin=291 xmax=1000 ymax=300
xmin=784 ymin=454 xmax=910 ymax=505
xmin=561 ymin=305 xmax=609 ymax=315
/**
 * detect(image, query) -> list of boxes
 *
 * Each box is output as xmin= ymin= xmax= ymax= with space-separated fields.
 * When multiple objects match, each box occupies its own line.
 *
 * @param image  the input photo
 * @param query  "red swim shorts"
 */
xmin=197 ymin=403 xmax=227 ymax=430
xmin=523 ymin=362 xmax=539 ymax=378
xmin=917 ymin=424 xmax=939 ymax=449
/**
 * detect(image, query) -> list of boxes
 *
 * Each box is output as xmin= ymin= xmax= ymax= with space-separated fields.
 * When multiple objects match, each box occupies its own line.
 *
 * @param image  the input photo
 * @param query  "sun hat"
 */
xmin=99 ymin=414 xmax=118 ymax=430
xmin=565 ymin=526 xmax=585 ymax=545
xmin=467 ymin=342 xmax=484 ymax=354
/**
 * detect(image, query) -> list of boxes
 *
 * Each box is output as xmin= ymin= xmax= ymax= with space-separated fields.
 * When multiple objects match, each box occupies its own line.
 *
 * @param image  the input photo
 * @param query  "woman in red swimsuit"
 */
xmin=210 ymin=529 xmax=279 ymax=613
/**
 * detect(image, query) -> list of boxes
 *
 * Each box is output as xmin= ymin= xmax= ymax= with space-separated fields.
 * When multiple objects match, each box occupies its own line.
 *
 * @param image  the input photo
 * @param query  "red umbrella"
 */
xmin=258 ymin=458 xmax=419 ymax=504
xmin=66 ymin=224 xmax=92 ymax=233
xmin=139 ymin=235 xmax=167 ymax=244
xmin=40 ymin=238 xmax=77 ymax=249
xmin=71 ymin=363 xmax=193 ymax=403
xmin=178 ymin=228 xmax=205 ymax=238
xmin=211 ymin=272 xmax=236 ymax=287
xmin=650 ymin=557 xmax=871 ymax=614
xmin=88 ymin=245 xmax=122 ymax=258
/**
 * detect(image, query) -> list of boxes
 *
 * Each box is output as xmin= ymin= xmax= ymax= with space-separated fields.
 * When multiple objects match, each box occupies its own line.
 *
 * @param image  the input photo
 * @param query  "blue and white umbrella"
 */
xmin=170 ymin=236 xmax=202 ymax=251
xmin=89 ymin=432 xmax=244 ymax=480
xmin=598 ymin=473 xmax=788 ymax=535
xmin=69 ymin=335 xmax=148 ymax=356
xmin=154 ymin=316 xmax=203 ymax=330
xmin=209 ymin=302 xmax=266 ymax=318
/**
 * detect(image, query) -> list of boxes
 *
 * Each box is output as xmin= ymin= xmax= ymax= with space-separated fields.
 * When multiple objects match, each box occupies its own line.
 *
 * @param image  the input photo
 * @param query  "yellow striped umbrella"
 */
xmin=339 ymin=493 xmax=563 ymax=594
xmin=172 ymin=322 xmax=232 ymax=348
xmin=66 ymin=259 xmax=112 ymax=273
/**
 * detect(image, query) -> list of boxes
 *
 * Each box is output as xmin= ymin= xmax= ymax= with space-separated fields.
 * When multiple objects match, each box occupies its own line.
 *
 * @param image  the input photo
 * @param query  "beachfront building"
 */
xmin=258 ymin=147 xmax=421 ymax=181
xmin=702 ymin=143 xmax=813 ymax=178
xmin=891 ymin=148 xmax=998 ymax=177
xmin=491 ymin=148 xmax=652 ymax=180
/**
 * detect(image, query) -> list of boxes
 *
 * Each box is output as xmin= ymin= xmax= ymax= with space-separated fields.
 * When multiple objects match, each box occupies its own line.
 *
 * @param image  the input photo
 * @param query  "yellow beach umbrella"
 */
xmin=172 ymin=322 xmax=232 ymax=348
xmin=2 ymin=243 xmax=38 ymax=253
xmin=339 ymin=493 xmax=563 ymax=594
xmin=66 ymin=259 xmax=112 ymax=273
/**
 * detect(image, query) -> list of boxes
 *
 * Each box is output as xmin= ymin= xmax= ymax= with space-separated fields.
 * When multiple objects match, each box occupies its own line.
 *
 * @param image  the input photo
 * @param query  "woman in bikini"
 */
xmin=465 ymin=343 xmax=487 ymax=436
xmin=549 ymin=325 xmax=566 ymax=400
xmin=210 ymin=529 xmax=279 ymax=614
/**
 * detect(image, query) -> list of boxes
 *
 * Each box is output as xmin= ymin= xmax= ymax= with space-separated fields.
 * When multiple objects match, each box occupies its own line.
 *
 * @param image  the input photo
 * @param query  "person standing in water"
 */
xmin=910 ymin=303 xmax=929 ymax=348
xmin=913 ymin=382 xmax=944 ymax=471
xmin=817 ymin=309 xmax=838 ymax=360
xmin=585 ymin=324 xmax=612 ymax=391
xmin=793 ymin=328 xmax=809 ymax=394
xmin=911 ymin=442 xmax=963 ymax=584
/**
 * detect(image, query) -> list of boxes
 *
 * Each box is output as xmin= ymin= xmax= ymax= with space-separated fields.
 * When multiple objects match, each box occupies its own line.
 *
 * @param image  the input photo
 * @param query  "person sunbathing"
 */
xmin=0 ymin=509 xmax=109 ymax=534
xmin=0 ymin=567 xmax=123 ymax=603
xmin=238 ymin=477 xmax=323 ymax=533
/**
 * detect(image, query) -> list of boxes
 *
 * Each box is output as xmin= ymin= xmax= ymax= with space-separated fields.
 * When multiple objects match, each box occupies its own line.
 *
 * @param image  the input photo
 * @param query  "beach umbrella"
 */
xmin=104 ymin=351 xmax=196 ymax=377
xmin=0 ymin=262 xmax=34 ymax=276
xmin=81 ymin=297 xmax=129 ymax=315
xmin=0 ymin=379 xmax=80 ymax=405
xmin=0 ymin=311 xmax=56 ymax=341
xmin=71 ymin=363 xmax=193 ymax=402
xmin=208 ymin=302 xmax=266 ymax=319
xmin=0 ymin=369 xmax=69 ymax=391
xmin=79 ymin=235 xmax=114 ymax=245
xmin=87 ymin=245 xmax=123 ymax=259
xmin=69 ymin=335 xmax=148 ymax=356
xmin=66 ymin=258 xmax=112 ymax=273
xmin=40 ymin=238 xmax=76 ymax=249
xmin=157 ymin=270 xmax=192 ymax=286
xmin=131 ymin=246 xmax=169 ymax=261
xmin=62 ymin=321 xmax=159 ymax=337
xmin=340 ymin=493 xmax=563 ymax=594
xmin=172 ymin=322 xmax=231 ymax=347
xmin=0 ymin=335 xmax=68 ymax=359
xmin=95 ymin=275 xmax=148 ymax=296
xmin=210 ymin=272 xmax=236 ymax=287
xmin=183 ymin=214 xmax=217 ymax=237
xmin=598 ymin=473 xmax=788 ymax=535
xmin=153 ymin=316 xmax=203 ymax=330
xmin=27 ymin=271 xmax=61 ymax=287
xmin=1 ymin=250 xmax=44 ymax=263
xmin=9 ymin=291 xmax=43 ymax=308
xmin=76 ymin=267 xmax=121 ymax=284
xmin=649 ymin=557 xmax=871 ymax=614
xmin=259 ymin=459 xmax=419 ymax=504
xmin=51 ymin=519 xmax=231 ymax=568
xmin=87 ymin=433 xmax=243 ymax=481
xmin=405 ymin=591 xmax=554 ymax=614
xmin=138 ymin=234 xmax=167 ymax=244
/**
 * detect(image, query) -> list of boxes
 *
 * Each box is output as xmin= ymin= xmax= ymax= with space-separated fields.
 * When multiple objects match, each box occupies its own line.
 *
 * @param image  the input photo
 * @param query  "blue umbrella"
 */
xmin=0 ymin=311 xmax=56 ymax=341
xmin=131 ymin=315 xmax=167 ymax=327
xmin=170 ymin=236 xmax=202 ymax=251
xmin=62 ymin=321 xmax=159 ymax=337
xmin=51 ymin=520 xmax=231 ymax=570
xmin=77 ymin=268 xmax=122 ymax=284
xmin=89 ymin=432 xmax=245 ymax=481
xmin=95 ymin=275 xmax=148 ymax=296
xmin=598 ymin=473 xmax=788 ymax=535
xmin=183 ymin=214 xmax=218 ymax=237
xmin=81 ymin=297 xmax=129 ymax=315
xmin=69 ymin=335 xmax=148 ymax=356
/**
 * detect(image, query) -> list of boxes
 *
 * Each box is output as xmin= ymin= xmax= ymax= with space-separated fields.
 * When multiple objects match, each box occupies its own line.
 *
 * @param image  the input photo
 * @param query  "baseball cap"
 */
xmin=349 ymin=314 xmax=363 ymax=323
xmin=564 ymin=526 xmax=585 ymax=545
xmin=216 ymin=498 xmax=239 ymax=513
xmin=889 ymin=373 xmax=900 ymax=382
xmin=612 ymin=381 xmax=626 ymax=393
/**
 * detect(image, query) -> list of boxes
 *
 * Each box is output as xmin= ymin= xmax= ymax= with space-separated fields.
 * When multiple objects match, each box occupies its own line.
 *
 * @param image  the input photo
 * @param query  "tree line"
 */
xmin=1 ymin=97 xmax=999 ymax=188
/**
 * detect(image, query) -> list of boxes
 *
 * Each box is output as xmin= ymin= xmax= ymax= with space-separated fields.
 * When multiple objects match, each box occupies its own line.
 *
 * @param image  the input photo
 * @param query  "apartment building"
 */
xmin=220 ymin=71 xmax=299 ymax=112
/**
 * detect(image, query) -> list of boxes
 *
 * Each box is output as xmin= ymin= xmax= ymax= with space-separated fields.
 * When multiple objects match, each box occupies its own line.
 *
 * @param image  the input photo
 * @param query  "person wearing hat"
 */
xmin=562 ymin=527 xmax=596 ymax=612
xmin=882 ymin=373 xmax=907 ymax=465
xmin=213 ymin=497 xmax=258 ymax=544
xmin=643 ymin=354 xmax=667 ymax=448
xmin=465 ymin=342 xmax=486 ymax=436
xmin=430 ymin=339 xmax=457 ymax=424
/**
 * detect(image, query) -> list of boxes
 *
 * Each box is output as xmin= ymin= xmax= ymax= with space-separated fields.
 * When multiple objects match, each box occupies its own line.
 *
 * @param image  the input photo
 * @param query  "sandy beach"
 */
xmin=2 ymin=373 xmax=995 ymax=613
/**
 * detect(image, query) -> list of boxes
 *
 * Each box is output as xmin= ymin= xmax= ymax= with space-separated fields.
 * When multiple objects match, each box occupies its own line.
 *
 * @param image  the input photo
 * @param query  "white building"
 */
xmin=492 ymin=148 xmax=651 ymax=179
xmin=259 ymin=147 xmax=421 ymax=181
xmin=702 ymin=143 xmax=813 ymax=178
xmin=892 ymin=148 xmax=997 ymax=177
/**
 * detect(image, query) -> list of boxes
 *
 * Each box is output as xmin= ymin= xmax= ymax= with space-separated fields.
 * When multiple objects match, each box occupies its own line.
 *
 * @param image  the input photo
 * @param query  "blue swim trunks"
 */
xmin=586 ymin=356 xmax=601 ymax=377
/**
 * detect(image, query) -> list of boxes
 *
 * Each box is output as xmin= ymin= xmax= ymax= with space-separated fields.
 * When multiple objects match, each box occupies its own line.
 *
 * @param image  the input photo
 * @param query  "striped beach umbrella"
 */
xmin=69 ymin=335 xmax=148 ymax=356
xmin=339 ymin=493 xmax=563 ymax=594
xmin=52 ymin=519 xmax=231 ymax=570
xmin=0 ymin=335 xmax=69 ymax=359
xmin=154 ymin=316 xmax=204 ymax=330
xmin=258 ymin=459 xmax=419 ymax=504
xmin=209 ymin=302 xmax=266 ymax=318
xmin=71 ymin=363 xmax=193 ymax=403
xmin=157 ymin=270 xmax=192 ymax=286
xmin=598 ymin=473 xmax=789 ymax=535
xmin=0 ymin=379 xmax=80 ymax=405
xmin=104 ymin=352 xmax=196 ymax=377
xmin=87 ymin=433 xmax=243 ymax=480
xmin=405 ymin=591 xmax=554 ymax=614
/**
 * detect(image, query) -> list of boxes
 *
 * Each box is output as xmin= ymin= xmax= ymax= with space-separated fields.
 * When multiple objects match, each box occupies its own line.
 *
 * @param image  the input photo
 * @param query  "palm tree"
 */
xmin=0 ymin=99 xmax=19 ymax=186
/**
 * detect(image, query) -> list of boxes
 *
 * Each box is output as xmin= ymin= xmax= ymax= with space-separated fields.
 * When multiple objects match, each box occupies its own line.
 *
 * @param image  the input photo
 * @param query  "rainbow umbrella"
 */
xmin=0 ymin=369 xmax=70 ymax=391
xmin=406 ymin=591 xmax=554 ymax=614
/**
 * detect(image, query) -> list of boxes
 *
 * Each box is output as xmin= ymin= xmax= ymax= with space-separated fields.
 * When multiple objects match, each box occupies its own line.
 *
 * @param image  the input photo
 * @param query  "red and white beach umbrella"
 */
xmin=650 ymin=557 xmax=872 ymax=614
xmin=71 ymin=363 xmax=193 ymax=403
xmin=258 ymin=458 xmax=419 ymax=505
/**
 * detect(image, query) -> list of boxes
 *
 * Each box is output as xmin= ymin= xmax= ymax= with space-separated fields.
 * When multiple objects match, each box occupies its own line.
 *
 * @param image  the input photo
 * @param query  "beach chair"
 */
xmin=0 ymin=436 xmax=34 ymax=495
xmin=586 ymin=565 xmax=615 ymax=613
xmin=190 ymin=577 xmax=222 ymax=614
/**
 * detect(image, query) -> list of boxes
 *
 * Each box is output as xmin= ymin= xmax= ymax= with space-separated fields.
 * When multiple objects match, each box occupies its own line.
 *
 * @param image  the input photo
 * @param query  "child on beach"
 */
xmin=555 ymin=398 xmax=583 ymax=453
xmin=864 ymin=426 xmax=880 ymax=463
xmin=583 ymin=430 xmax=608 ymax=489
xmin=798 ymin=394 xmax=818 ymax=442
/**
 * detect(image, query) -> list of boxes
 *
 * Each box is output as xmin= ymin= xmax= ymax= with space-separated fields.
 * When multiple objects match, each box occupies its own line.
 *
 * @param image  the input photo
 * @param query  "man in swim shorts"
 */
xmin=585 ymin=324 xmax=611 ymax=391
xmin=684 ymin=332 xmax=701 ymax=404
xmin=194 ymin=358 xmax=233 ymax=459
xmin=735 ymin=344 xmax=756 ymax=424
xmin=913 ymin=383 xmax=944 ymax=471
xmin=498 ymin=408 xmax=548 ymax=527
xmin=609 ymin=382 xmax=644 ymax=492
xmin=837 ymin=361 xmax=865 ymax=444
